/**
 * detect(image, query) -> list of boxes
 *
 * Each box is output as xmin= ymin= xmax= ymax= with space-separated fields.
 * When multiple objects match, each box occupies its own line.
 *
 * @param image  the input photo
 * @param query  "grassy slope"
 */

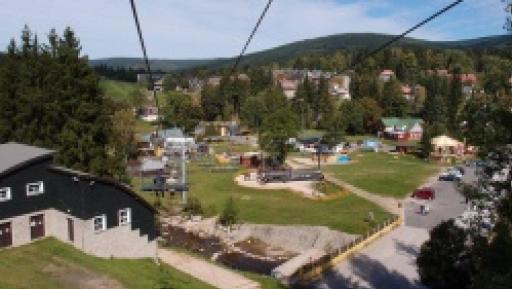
xmin=135 ymin=164 xmax=391 ymax=235
xmin=0 ymin=238 xmax=214 ymax=289
xmin=324 ymin=152 xmax=440 ymax=198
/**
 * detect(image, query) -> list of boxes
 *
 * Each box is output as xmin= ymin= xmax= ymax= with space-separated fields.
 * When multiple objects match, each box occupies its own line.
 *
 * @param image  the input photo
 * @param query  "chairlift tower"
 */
xmin=181 ymin=144 xmax=188 ymax=204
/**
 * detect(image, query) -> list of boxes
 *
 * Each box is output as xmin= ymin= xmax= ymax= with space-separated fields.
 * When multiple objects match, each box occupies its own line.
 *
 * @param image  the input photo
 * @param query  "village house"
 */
xmin=207 ymin=76 xmax=222 ymax=87
xmin=194 ymin=121 xmax=240 ymax=138
xmin=307 ymin=70 xmax=333 ymax=87
xmin=138 ymin=106 xmax=159 ymax=122
xmin=379 ymin=70 xmax=395 ymax=82
xmin=381 ymin=118 xmax=424 ymax=141
xmin=280 ymin=79 xmax=300 ymax=99
xmin=459 ymin=73 xmax=477 ymax=96
xmin=153 ymin=78 xmax=164 ymax=92
xmin=401 ymin=85 xmax=413 ymax=101
xmin=0 ymin=143 xmax=157 ymax=258
xmin=188 ymin=77 xmax=205 ymax=92
xmin=328 ymin=75 xmax=351 ymax=101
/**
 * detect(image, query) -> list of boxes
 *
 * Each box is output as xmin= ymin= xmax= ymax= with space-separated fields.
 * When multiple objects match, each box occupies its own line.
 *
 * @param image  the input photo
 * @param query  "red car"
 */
xmin=413 ymin=187 xmax=435 ymax=200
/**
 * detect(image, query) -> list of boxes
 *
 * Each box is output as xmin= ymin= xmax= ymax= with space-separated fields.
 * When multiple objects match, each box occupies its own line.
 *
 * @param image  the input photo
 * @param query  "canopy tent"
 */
xmin=431 ymin=135 xmax=462 ymax=147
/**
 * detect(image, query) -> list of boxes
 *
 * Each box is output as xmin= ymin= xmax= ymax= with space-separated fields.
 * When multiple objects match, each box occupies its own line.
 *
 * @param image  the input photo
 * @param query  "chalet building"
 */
xmin=0 ymin=143 xmax=157 ymax=258
xmin=381 ymin=118 xmax=424 ymax=141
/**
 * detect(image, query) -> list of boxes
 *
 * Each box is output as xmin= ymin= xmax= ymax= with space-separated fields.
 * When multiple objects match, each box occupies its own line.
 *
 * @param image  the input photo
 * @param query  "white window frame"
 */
xmin=0 ymin=187 xmax=12 ymax=202
xmin=93 ymin=215 xmax=107 ymax=233
xmin=26 ymin=181 xmax=44 ymax=196
xmin=118 ymin=208 xmax=132 ymax=226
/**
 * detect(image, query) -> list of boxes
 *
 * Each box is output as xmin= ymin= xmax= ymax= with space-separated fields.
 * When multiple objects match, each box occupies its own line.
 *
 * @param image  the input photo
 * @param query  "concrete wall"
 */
xmin=1 ymin=209 xmax=157 ymax=259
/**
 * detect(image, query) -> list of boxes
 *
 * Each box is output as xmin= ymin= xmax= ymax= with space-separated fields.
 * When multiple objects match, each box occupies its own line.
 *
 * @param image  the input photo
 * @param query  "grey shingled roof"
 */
xmin=0 ymin=142 xmax=55 ymax=174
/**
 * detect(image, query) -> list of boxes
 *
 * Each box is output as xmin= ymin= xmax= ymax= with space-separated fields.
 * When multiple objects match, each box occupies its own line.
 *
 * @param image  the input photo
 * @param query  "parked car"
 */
xmin=413 ymin=187 xmax=436 ymax=200
xmin=439 ymin=173 xmax=461 ymax=181
xmin=439 ymin=170 xmax=462 ymax=181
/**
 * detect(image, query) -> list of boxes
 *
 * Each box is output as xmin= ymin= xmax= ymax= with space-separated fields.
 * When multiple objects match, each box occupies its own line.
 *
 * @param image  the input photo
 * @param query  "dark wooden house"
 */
xmin=0 ymin=143 xmax=157 ymax=258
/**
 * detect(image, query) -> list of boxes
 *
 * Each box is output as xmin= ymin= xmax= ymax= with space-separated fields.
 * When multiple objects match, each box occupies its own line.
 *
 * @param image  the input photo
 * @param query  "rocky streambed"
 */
xmin=160 ymin=216 xmax=359 ymax=276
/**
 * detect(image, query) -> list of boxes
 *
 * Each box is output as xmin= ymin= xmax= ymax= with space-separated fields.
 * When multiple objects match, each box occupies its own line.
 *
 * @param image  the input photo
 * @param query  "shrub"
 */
xmin=219 ymin=197 xmax=239 ymax=227
xmin=183 ymin=196 xmax=204 ymax=216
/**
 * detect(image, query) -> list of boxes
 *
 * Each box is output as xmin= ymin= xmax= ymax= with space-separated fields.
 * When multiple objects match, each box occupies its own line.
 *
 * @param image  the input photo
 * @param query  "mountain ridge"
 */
xmin=90 ymin=33 xmax=512 ymax=72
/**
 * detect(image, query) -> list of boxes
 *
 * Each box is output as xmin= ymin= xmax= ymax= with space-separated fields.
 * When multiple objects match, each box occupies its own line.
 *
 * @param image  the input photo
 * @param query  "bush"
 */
xmin=182 ymin=196 xmax=204 ymax=215
xmin=219 ymin=197 xmax=239 ymax=227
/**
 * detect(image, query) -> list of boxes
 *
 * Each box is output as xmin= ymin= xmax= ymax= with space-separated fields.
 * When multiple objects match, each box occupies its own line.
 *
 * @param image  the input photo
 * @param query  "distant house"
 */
xmin=207 ymin=76 xmax=222 ymax=87
xmin=279 ymin=79 xmax=300 ymax=99
xmin=195 ymin=121 xmax=240 ymax=138
xmin=307 ymin=70 xmax=332 ymax=87
xmin=153 ymin=78 xmax=164 ymax=92
xmin=160 ymin=128 xmax=195 ymax=149
xmin=401 ymin=85 xmax=413 ymax=101
xmin=381 ymin=118 xmax=424 ymax=141
xmin=379 ymin=70 xmax=395 ymax=82
xmin=188 ymin=77 xmax=205 ymax=92
xmin=459 ymin=73 xmax=477 ymax=96
xmin=230 ymin=73 xmax=251 ymax=83
xmin=138 ymin=106 xmax=159 ymax=122
xmin=0 ymin=143 xmax=157 ymax=258
xmin=329 ymin=75 xmax=351 ymax=101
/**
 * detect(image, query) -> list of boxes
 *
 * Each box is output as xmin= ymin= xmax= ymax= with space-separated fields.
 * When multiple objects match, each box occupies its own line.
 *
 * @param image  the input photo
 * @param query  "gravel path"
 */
xmin=324 ymin=174 xmax=402 ymax=216
xmin=158 ymin=248 xmax=261 ymax=289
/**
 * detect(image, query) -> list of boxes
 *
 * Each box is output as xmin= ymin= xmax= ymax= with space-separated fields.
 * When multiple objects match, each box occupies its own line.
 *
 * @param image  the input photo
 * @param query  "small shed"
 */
xmin=240 ymin=152 xmax=262 ymax=168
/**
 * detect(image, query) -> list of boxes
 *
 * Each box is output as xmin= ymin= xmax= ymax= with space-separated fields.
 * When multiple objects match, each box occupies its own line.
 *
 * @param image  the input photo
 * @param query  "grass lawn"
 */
xmin=324 ymin=152 xmax=441 ymax=198
xmin=181 ymin=164 xmax=389 ymax=234
xmin=100 ymin=79 xmax=140 ymax=102
xmin=0 ymin=238 xmax=214 ymax=289
xmin=209 ymin=142 xmax=256 ymax=154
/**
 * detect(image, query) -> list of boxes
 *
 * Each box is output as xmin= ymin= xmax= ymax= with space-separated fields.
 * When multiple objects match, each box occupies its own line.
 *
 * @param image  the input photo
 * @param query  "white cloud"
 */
xmin=0 ymin=0 xmax=503 ymax=59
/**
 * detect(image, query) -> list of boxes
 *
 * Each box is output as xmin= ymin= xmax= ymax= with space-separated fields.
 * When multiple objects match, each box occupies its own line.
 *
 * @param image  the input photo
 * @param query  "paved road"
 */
xmin=158 ymin=249 xmax=261 ymax=289
xmin=310 ymin=226 xmax=429 ymax=289
xmin=308 ymin=166 xmax=476 ymax=289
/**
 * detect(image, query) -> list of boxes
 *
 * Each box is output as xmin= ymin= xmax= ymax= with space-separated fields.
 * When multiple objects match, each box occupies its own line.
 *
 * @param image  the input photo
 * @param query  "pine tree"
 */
xmin=0 ymin=27 xmax=127 ymax=180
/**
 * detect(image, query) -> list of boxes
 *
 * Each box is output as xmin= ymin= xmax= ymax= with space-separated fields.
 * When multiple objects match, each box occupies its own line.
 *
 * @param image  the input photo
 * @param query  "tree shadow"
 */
xmin=305 ymin=255 xmax=426 ymax=289
xmin=394 ymin=240 xmax=420 ymax=257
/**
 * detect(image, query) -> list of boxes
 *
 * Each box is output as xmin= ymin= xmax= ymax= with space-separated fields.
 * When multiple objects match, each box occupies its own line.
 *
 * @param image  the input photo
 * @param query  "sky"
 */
xmin=0 ymin=0 xmax=508 ymax=59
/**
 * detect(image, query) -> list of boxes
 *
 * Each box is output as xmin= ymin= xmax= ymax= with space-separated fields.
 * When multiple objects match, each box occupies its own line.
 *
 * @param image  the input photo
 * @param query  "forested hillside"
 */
xmin=90 ymin=33 xmax=512 ymax=72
